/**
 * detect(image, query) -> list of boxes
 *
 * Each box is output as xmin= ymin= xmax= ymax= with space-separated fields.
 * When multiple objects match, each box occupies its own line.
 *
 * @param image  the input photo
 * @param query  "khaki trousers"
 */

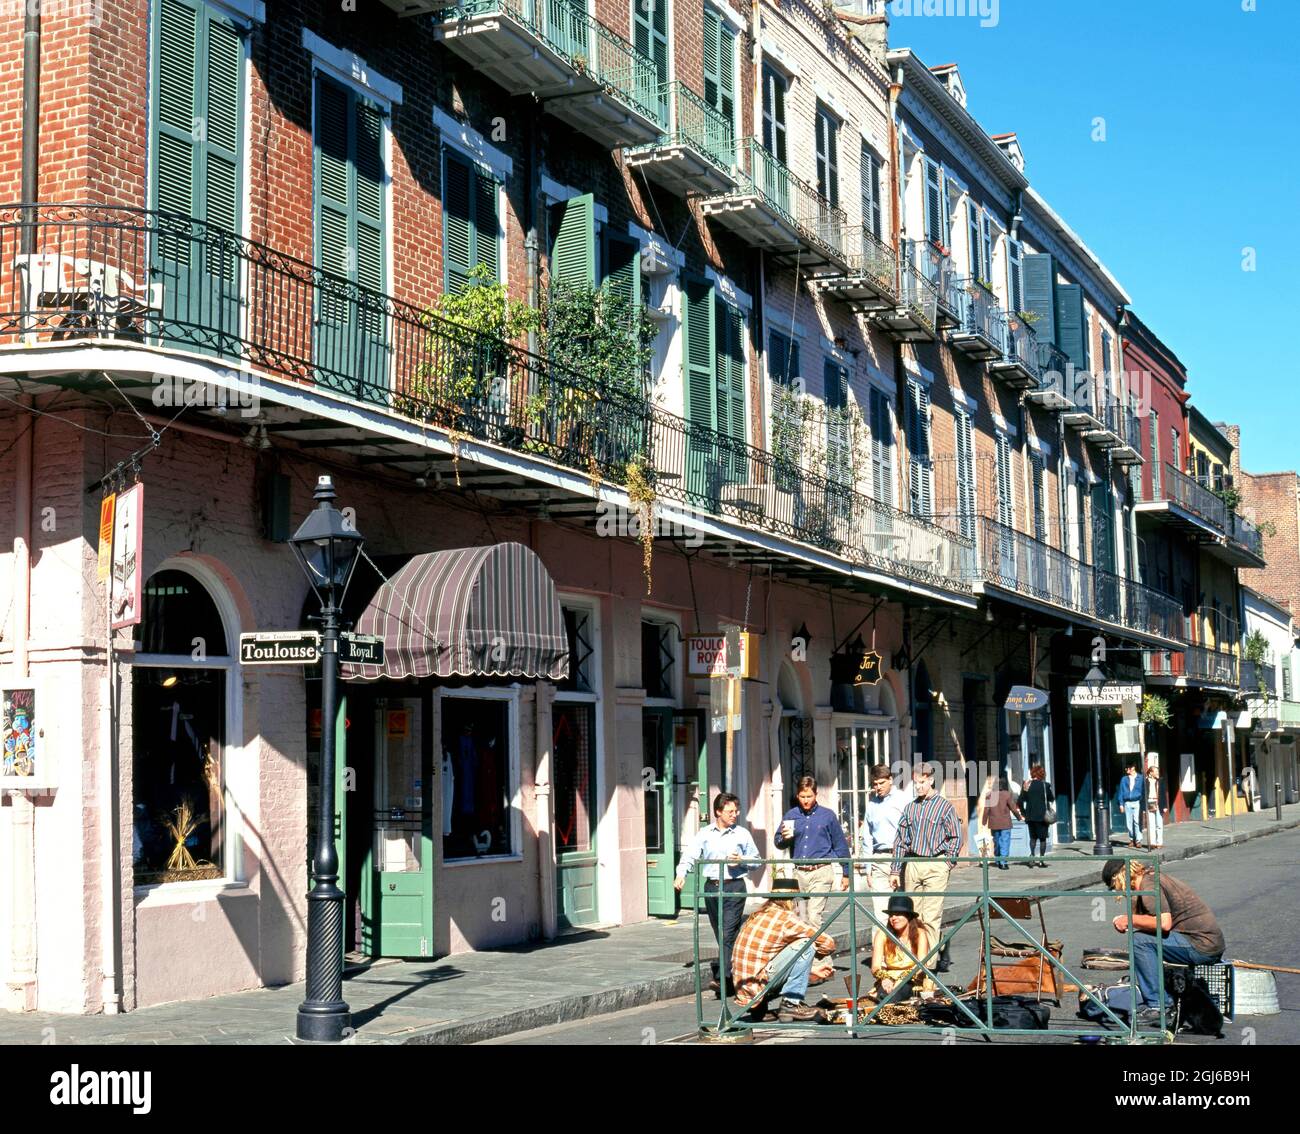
xmin=795 ymin=864 xmax=837 ymax=930
xmin=866 ymin=862 xmax=894 ymax=929
xmin=902 ymin=859 xmax=952 ymax=941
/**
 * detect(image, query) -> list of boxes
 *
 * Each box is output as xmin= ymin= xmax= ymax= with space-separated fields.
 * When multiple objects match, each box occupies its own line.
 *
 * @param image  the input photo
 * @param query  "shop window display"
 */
xmin=441 ymin=696 xmax=512 ymax=859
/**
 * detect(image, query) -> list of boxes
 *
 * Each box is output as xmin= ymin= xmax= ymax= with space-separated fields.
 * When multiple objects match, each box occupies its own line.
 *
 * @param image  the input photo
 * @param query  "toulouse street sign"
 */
xmin=239 ymin=631 xmax=321 ymax=666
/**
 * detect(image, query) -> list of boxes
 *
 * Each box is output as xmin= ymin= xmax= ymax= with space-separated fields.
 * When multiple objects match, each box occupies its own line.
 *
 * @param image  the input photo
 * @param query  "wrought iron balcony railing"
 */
xmin=839 ymin=224 xmax=898 ymax=299
xmin=735 ymin=138 xmax=847 ymax=256
xmin=991 ymin=310 xmax=1040 ymax=380
xmin=965 ymin=514 xmax=1184 ymax=642
xmin=437 ymin=0 xmax=665 ymax=129
xmin=0 ymin=203 xmax=973 ymax=596
xmin=656 ymin=80 xmax=735 ymax=173
xmin=1240 ymin=658 xmax=1277 ymax=695
xmin=1227 ymin=510 xmax=1264 ymax=558
xmin=1034 ymin=343 xmax=1096 ymax=414
xmin=1146 ymin=462 xmax=1228 ymax=531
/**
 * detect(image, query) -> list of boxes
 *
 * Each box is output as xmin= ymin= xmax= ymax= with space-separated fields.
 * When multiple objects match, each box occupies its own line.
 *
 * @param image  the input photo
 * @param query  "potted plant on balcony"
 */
xmin=1243 ymin=630 xmax=1269 ymax=694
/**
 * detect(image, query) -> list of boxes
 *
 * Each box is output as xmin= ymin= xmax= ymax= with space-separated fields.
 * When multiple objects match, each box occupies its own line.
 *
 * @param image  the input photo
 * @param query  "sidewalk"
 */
xmin=2 ymin=804 xmax=1294 ymax=1045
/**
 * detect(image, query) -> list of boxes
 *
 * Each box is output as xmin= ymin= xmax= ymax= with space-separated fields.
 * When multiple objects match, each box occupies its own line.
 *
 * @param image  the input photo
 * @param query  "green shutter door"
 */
xmin=313 ymin=74 xmax=389 ymax=396
xmin=444 ymin=150 xmax=502 ymax=296
xmin=1054 ymin=282 xmax=1088 ymax=391
xmin=715 ymin=296 xmax=747 ymax=484
xmin=1022 ymin=252 xmax=1055 ymax=346
xmin=955 ymin=410 xmax=975 ymax=540
xmin=906 ymin=380 xmax=932 ymax=516
xmin=633 ymin=0 xmax=669 ymax=124
xmin=871 ymin=387 xmax=893 ymax=509
xmin=600 ymin=231 xmax=647 ymax=465
xmin=683 ymin=276 xmax=718 ymax=507
xmin=151 ymin=0 xmax=243 ymax=355
xmin=549 ymin=193 xmax=596 ymax=291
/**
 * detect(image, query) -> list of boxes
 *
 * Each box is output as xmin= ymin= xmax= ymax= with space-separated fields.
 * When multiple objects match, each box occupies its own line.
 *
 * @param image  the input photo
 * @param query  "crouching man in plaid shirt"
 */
xmin=731 ymin=877 xmax=836 ymax=1022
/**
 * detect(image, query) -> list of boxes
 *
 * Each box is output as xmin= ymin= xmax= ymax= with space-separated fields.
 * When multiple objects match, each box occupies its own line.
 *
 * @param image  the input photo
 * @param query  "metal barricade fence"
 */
xmin=692 ymin=853 xmax=1168 ymax=1042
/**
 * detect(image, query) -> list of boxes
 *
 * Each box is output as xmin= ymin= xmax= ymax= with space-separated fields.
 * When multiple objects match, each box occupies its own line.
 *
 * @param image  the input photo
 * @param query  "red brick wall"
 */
xmin=1237 ymin=469 xmax=1300 ymax=619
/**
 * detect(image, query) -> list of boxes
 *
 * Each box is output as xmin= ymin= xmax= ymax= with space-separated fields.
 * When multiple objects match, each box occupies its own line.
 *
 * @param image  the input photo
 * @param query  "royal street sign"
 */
xmin=339 ymin=633 xmax=385 ymax=666
xmin=687 ymin=633 xmax=757 ymax=679
xmin=239 ymin=632 xmax=321 ymax=666
xmin=1068 ymin=681 xmax=1143 ymax=708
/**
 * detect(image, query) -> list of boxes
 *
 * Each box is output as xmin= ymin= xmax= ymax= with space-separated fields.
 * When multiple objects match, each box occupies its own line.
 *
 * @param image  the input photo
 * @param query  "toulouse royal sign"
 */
xmin=239 ymin=632 xmax=321 ymax=665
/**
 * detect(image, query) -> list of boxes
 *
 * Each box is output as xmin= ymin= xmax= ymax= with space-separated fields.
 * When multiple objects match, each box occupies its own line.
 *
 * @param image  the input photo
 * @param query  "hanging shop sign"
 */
xmin=853 ymin=650 xmax=883 ymax=687
xmin=1114 ymin=722 xmax=1142 ymax=754
xmin=1005 ymin=685 xmax=1049 ymax=713
xmin=688 ymin=632 xmax=757 ymax=679
xmin=239 ymin=631 xmax=321 ymax=666
xmin=96 ymin=493 xmax=115 ymax=580
xmin=339 ymin=632 xmax=385 ymax=667
xmin=1068 ymin=681 xmax=1142 ymax=708
xmin=109 ymin=483 xmax=144 ymax=630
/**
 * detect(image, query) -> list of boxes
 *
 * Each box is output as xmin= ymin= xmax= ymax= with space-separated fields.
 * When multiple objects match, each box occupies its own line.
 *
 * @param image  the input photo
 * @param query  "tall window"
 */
xmin=555 ymin=604 xmax=599 ymax=919
xmin=955 ymin=409 xmax=976 ymax=539
xmin=967 ymin=201 xmax=991 ymax=283
xmin=641 ymin=620 xmax=677 ymax=700
xmin=824 ymin=358 xmax=850 ymax=489
xmin=761 ymin=64 xmax=787 ymax=164
xmin=131 ymin=569 xmax=232 ymax=886
xmin=634 ymin=0 xmax=669 ymax=122
xmin=923 ymin=157 xmax=947 ymax=248
xmin=905 ymin=378 xmax=933 ymax=516
xmin=995 ymin=432 xmax=1015 ymax=530
xmin=1150 ymin=408 xmax=1161 ymax=498
xmin=442 ymin=695 xmax=513 ymax=860
xmin=870 ymin=387 xmax=894 ymax=507
xmin=815 ymin=103 xmax=839 ymax=207
xmin=1030 ymin=452 xmax=1047 ymax=542
xmin=770 ymin=329 xmax=801 ymax=488
xmin=860 ymin=142 xmax=883 ymax=241
xmin=702 ymin=6 xmax=736 ymax=129
xmin=443 ymin=149 xmax=500 ymax=293
xmin=1007 ymin=239 xmax=1023 ymax=314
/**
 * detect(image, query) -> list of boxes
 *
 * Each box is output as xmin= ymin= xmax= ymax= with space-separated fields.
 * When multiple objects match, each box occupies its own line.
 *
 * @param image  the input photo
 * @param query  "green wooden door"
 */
xmin=314 ymin=73 xmax=389 ymax=399
xmin=683 ymin=275 xmax=719 ymax=510
xmin=644 ymin=707 xmax=677 ymax=916
xmin=555 ymin=701 xmax=599 ymax=928
xmin=150 ymin=0 xmax=244 ymax=356
xmin=673 ymin=709 xmax=710 ymax=912
xmin=364 ymin=697 xmax=433 ymax=958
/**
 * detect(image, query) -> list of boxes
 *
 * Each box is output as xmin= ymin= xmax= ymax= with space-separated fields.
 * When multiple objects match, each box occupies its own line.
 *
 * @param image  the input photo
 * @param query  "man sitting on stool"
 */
xmin=732 ymin=878 xmax=836 ymax=1022
xmin=1103 ymin=858 xmax=1225 ymax=1026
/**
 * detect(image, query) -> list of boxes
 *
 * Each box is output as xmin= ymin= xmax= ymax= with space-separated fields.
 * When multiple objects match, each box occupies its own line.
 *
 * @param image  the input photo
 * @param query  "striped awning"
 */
xmin=342 ymin=542 xmax=569 ymax=682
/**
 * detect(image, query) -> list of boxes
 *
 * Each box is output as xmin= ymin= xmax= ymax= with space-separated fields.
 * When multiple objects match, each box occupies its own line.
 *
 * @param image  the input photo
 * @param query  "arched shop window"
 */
xmin=130 ymin=568 xmax=236 ymax=886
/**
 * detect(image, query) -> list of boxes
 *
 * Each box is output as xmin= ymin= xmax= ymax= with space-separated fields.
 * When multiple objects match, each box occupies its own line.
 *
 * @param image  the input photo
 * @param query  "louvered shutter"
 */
xmin=996 ymin=432 xmax=1014 ymax=530
xmin=602 ymin=231 xmax=641 ymax=333
xmin=861 ymin=144 xmax=882 ymax=241
xmin=1055 ymin=283 xmax=1087 ymax=371
xmin=634 ymin=0 xmax=668 ymax=120
xmin=1022 ymin=253 xmax=1055 ymax=346
xmin=203 ymin=16 xmax=240 ymax=280
xmin=1101 ymin=329 xmax=1113 ymax=379
xmin=762 ymin=64 xmax=786 ymax=163
xmin=155 ymin=0 xmax=197 ymax=247
xmin=683 ymin=277 xmax=717 ymax=503
xmin=442 ymin=152 xmax=473 ymax=295
xmin=1007 ymin=240 xmax=1023 ymax=314
xmin=315 ymin=76 xmax=351 ymax=328
xmin=907 ymin=380 xmax=932 ymax=516
xmin=549 ymin=194 xmax=596 ymax=290
xmin=1150 ymin=408 xmax=1161 ymax=498
xmin=718 ymin=24 xmax=736 ymax=122
xmin=967 ymin=201 xmax=981 ymax=279
xmin=924 ymin=158 xmax=943 ymax=245
xmin=354 ymin=99 xmax=385 ymax=331
xmin=715 ymin=297 xmax=746 ymax=481
xmin=824 ymin=359 xmax=850 ymax=488
xmin=871 ymin=387 xmax=893 ymax=507
xmin=955 ymin=410 xmax=975 ymax=539
xmin=703 ymin=9 xmax=720 ymax=111
xmin=1031 ymin=452 xmax=1046 ymax=541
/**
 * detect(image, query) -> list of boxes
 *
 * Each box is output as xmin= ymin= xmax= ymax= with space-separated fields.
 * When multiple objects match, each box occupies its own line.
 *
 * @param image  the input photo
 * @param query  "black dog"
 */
xmin=1164 ymin=967 xmax=1224 ymax=1038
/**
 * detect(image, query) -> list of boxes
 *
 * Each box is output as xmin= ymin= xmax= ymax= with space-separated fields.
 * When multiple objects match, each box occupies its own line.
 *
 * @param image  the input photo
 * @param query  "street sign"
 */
xmin=1005 ymin=685 xmax=1048 ymax=712
xmin=340 ymin=633 xmax=385 ymax=666
xmin=239 ymin=631 xmax=321 ymax=666
xmin=1068 ymin=681 xmax=1143 ymax=707
xmin=687 ymin=632 xmax=757 ymax=679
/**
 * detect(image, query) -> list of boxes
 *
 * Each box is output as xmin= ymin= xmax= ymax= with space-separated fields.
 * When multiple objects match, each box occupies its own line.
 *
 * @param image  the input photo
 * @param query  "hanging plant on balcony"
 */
xmin=624 ymin=458 xmax=656 ymax=594
xmin=1018 ymin=310 xmax=1043 ymax=326
xmin=1243 ymin=629 xmax=1267 ymax=665
xmin=1139 ymin=693 xmax=1171 ymax=729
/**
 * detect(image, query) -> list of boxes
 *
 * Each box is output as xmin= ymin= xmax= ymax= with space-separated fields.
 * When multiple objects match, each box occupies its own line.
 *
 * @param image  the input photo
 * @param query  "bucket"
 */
xmin=1228 ymin=964 xmax=1280 ymax=1016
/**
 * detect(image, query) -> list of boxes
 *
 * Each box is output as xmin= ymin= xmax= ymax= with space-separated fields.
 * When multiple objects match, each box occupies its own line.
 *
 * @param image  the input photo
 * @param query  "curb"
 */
xmin=402 ymin=815 xmax=1300 ymax=1045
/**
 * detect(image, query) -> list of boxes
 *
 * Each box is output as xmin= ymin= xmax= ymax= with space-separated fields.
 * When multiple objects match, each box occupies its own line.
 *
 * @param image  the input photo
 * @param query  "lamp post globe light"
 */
xmin=290 ymin=475 xmax=364 ymax=1042
xmin=1084 ymin=665 xmax=1112 ymax=857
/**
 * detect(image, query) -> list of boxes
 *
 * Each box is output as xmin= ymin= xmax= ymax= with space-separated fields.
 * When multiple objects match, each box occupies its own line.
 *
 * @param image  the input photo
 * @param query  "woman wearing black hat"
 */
xmin=869 ymin=895 xmax=935 ymax=1004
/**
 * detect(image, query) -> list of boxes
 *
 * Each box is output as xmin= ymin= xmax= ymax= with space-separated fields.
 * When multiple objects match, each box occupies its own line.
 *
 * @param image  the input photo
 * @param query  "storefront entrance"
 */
xmin=833 ymin=717 xmax=896 ymax=857
xmin=644 ymin=707 xmax=708 ymax=915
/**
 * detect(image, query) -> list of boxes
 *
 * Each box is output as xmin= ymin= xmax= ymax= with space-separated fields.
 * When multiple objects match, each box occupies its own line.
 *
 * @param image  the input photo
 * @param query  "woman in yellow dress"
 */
xmin=870 ymin=895 xmax=936 ymax=1004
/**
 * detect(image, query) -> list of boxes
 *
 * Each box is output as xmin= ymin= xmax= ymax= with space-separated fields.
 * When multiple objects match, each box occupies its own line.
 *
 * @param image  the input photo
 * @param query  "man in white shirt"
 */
xmin=675 ymin=792 xmax=758 ymax=996
xmin=863 ymin=764 xmax=910 ymax=928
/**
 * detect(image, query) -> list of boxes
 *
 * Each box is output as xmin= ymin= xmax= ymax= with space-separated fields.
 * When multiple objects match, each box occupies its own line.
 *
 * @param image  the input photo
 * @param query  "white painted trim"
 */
xmin=629 ymin=222 xmax=686 ymax=269
xmin=432 ymin=106 xmax=514 ymax=181
xmin=767 ymin=312 xmax=808 ymax=341
xmin=761 ymin=37 xmax=802 ymax=79
xmin=541 ymin=174 xmax=609 ymax=223
xmin=813 ymin=82 xmax=846 ymax=121
xmin=209 ymin=0 xmax=264 ymax=22
xmin=641 ymin=610 xmax=684 ymax=707
xmin=949 ymin=386 xmax=977 ymax=414
xmin=710 ymin=0 xmax=746 ymax=33
xmin=902 ymin=356 xmax=935 ymax=385
xmin=302 ymin=29 xmax=403 ymax=108
xmin=707 ymin=268 xmax=753 ymax=311
xmin=992 ymin=413 xmax=1018 ymax=437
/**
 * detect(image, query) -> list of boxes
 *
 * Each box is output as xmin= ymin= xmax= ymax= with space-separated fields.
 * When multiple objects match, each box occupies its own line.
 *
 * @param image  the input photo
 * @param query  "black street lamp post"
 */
xmin=290 ymin=475 xmax=364 ymax=1043
xmin=1085 ymin=665 xmax=1112 ymax=856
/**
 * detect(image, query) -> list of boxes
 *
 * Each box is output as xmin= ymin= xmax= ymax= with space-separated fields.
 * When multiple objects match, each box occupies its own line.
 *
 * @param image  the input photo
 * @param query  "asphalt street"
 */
xmin=487 ymin=827 xmax=1300 ymax=1046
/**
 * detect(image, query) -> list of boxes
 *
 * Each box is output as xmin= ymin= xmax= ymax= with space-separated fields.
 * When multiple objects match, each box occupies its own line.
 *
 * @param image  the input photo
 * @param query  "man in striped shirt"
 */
xmin=890 ymin=762 xmax=961 ymax=973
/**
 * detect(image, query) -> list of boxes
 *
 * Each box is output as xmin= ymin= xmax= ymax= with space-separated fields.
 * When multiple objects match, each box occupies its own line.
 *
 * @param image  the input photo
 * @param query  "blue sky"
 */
xmin=888 ymin=0 xmax=1300 ymax=473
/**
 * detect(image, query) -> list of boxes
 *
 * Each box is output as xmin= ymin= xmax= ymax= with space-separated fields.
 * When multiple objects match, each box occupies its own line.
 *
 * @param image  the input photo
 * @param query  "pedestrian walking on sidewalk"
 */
xmin=1018 ymin=764 xmax=1055 ymax=867
xmin=864 ymin=764 xmax=911 ymax=928
xmin=981 ymin=774 xmax=1023 ymax=870
xmin=775 ymin=776 xmax=851 ymax=930
xmin=1144 ymin=763 xmax=1167 ymax=849
xmin=675 ymin=792 xmax=757 ymax=998
xmin=890 ymin=762 xmax=961 ymax=972
xmin=1117 ymin=762 xmax=1144 ymax=846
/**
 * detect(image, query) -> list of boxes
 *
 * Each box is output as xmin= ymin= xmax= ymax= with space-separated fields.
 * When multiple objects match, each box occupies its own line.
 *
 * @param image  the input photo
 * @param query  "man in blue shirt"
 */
xmin=1116 ymin=761 xmax=1144 ymax=846
xmin=863 ymin=764 xmax=911 ymax=928
xmin=774 ymin=776 xmax=850 ymax=930
xmin=676 ymin=792 xmax=758 ymax=996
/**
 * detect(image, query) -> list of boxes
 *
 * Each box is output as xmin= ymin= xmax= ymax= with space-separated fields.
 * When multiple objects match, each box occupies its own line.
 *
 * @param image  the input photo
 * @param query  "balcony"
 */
xmin=1224 ymin=510 xmax=1266 ymax=567
xmin=987 ymin=311 xmax=1041 ymax=390
xmin=1136 ymin=463 xmax=1265 ymax=567
xmin=914 ymin=242 xmax=960 ymax=328
xmin=433 ymin=0 xmax=665 ymax=149
xmin=0 ymin=203 xmax=976 ymax=606
xmin=947 ymin=277 xmax=1002 ymax=361
xmin=963 ymin=515 xmax=1185 ymax=647
xmin=873 ymin=255 xmax=938 ymax=342
xmin=624 ymin=82 xmax=736 ymax=196
xmin=700 ymin=139 xmax=848 ymax=271
xmin=1144 ymin=644 xmax=1239 ymax=690
xmin=1094 ymin=396 xmax=1143 ymax=465
xmin=1240 ymin=659 xmax=1277 ymax=696
xmin=812 ymin=225 xmax=898 ymax=312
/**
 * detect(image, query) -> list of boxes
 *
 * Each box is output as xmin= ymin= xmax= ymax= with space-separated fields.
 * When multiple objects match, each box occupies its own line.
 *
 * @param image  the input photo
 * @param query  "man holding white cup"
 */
xmin=774 ymin=776 xmax=850 ymax=930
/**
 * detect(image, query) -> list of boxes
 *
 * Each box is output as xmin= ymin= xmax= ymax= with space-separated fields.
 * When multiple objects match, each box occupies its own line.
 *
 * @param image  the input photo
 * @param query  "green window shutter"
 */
xmin=472 ymin=167 xmax=500 ymax=283
xmin=955 ymin=410 xmax=975 ymax=539
xmin=703 ymin=8 xmax=720 ymax=109
xmin=601 ymin=231 xmax=641 ymax=333
xmin=824 ymin=359 xmax=849 ymax=487
xmin=549 ymin=193 xmax=595 ymax=291
xmin=870 ymin=387 xmax=893 ymax=507
xmin=634 ymin=0 xmax=668 ymax=83
xmin=815 ymin=105 xmax=838 ymax=207
xmin=715 ymin=297 xmax=746 ymax=475
xmin=354 ymin=99 xmax=385 ymax=303
xmin=442 ymin=151 xmax=473 ymax=295
xmin=718 ymin=24 xmax=735 ymax=122
xmin=981 ymin=214 xmax=993 ymax=285
xmin=314 ymin=74 xmax=351 ymax=317
xmin=761 ymin=64 xmax=786 ymax=163
xmin=1055 ymin=282 xmax=1087 ymax=371
xmin=1150 ymin=408 xmax=1161 ymax=497
xmin=924 ymin=158 xmax=943 ymax=245
xmin=1022 ymin=253 xmax=1055 ymax=346
xmin=683 ymin=276 xmax=716 ymax=432
xmin=861 ymin=143 xmax=881 ymax=242
xmin=1007 ymin=240 xmax=1023 ymax=314
xmin=906 ymin=379 xmax=932 ymax=516
xmin=156 ymin=0 xmax=197 ymax=235
xmin=1031 ymin=452 xmax=1046 ymax=542
xmin=995 ymin=432 xmax=1014 ymax=530
xmin=967 ymin=201 xmax=980 ymax=278
xmin=769 ymin=329 xmax=790 ymax=389
xmin=202 ymin=14 xmax=241 ymax=263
